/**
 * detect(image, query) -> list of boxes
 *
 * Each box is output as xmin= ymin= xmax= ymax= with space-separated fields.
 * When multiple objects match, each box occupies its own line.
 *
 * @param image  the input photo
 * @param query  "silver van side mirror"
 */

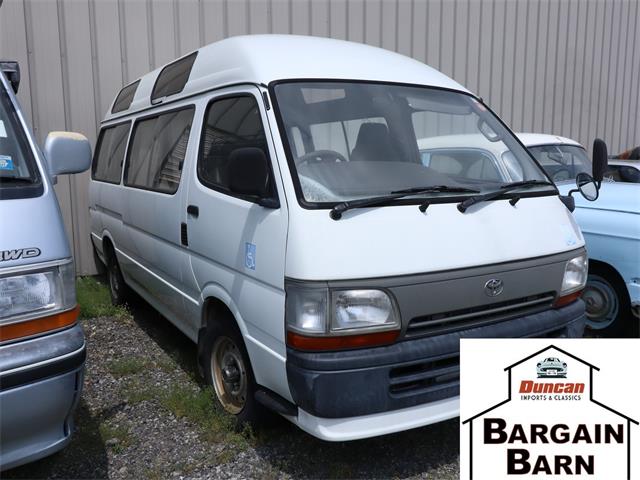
xmin=43 ymin=132 xmax=92 ymax=181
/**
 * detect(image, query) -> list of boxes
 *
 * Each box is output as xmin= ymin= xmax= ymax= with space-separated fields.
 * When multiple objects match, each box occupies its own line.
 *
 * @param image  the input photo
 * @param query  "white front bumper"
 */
xmin=285 ymin=396 xmax=459 ymax=442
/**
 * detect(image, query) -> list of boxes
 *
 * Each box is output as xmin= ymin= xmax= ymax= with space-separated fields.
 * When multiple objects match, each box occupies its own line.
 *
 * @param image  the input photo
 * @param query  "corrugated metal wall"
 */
xmin=1 ymin=0 xmax=639 ymax=275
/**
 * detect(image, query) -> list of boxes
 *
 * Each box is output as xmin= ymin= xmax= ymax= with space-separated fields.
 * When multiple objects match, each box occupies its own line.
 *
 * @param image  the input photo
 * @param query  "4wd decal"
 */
xmin=0 ymin=247 xmax=41 ymax=262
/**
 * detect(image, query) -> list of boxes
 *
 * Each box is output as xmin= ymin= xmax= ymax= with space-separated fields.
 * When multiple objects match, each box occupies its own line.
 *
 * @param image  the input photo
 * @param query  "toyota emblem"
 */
xmin=484 ymin=279 xmax=504 ymax=297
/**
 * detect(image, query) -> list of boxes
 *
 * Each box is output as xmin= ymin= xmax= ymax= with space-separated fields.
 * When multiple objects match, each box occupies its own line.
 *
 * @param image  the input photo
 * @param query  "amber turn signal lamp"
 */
xmin=0 ymin=306 xmax=79 ymax=342
xmin=287 ymin=329 xmax=399 ymax=351
xmin=553 ymin=290 xmax=583 ymax=308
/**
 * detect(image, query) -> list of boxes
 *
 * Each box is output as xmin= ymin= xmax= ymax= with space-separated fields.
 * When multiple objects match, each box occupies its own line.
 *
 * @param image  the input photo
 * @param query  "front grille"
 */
xmin=406 ymin=292 xmax=555 ymax=338
xmin=389 ymin=352 xmax=459 ymax=397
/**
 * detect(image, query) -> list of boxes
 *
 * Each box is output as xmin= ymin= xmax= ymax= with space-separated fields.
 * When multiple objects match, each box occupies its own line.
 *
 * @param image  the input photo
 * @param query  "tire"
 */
xmin=582 ymin=267 xmax=634 ymax=337
xmin=202 ymin=315 xmax=264 ymax=427
xmin=106 ymin=248 xmax=130 ymax=306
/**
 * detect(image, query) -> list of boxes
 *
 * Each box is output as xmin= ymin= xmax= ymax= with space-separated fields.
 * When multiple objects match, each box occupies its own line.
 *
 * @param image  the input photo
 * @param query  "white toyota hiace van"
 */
xmin=89 ymin=35 xmax=602 ymax=441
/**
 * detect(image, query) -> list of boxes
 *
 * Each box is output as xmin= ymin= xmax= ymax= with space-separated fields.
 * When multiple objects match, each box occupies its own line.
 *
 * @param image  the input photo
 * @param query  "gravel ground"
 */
xmin=5 ymin=284 xmax=460 ymax=480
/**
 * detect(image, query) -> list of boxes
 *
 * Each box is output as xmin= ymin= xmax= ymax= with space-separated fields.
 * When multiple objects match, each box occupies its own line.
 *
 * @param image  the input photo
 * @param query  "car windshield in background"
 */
xmin=273 ymin=81 xmax=549 ymax=206
xmin=527 ymin=144 xmax=591 ymax=184
xmin=0 ymin=85 xmax=39 ymax=190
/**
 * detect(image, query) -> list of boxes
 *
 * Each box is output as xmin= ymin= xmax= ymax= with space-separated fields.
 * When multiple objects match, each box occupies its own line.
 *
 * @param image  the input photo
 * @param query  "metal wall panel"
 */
xmin=1 ymin=0 xmax=638 ymax=275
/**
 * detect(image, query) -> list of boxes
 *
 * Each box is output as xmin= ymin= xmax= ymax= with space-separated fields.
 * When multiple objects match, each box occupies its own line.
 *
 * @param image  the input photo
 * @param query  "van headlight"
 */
xmin=560 ymin=254 xmax=588 ymax=295
xmin=554 ymin=253 xmax=588 ymax=308
xmin=331 ymin=290 xmax=399 ymax=331
xmin=0 ymin=260 xmax=76 ymax=323
xmin=285 ymin=282 xmax=400 ymax=350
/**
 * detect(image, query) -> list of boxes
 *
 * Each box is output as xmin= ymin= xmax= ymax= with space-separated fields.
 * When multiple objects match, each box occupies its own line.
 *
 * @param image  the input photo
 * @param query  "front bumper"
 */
xmin=286 ymin=300 xmax=584 ymax=438
xmin=0 ymin=324 xmax=86 ymax=471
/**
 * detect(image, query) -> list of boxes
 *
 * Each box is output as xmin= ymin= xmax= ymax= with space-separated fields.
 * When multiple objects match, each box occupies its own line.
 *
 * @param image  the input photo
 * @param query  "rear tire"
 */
xmin=583 ymin=267 xmax=634 ymax=337
xmin=202 ymin=315 xmax=264 ymax=427
xmin=106 ymin=248 xmax=130 ymax=306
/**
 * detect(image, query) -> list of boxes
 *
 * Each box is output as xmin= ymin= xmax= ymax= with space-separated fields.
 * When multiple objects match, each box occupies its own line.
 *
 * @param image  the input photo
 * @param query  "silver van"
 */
xmin=0 ymin=62 xmax=91 ymax=469
xmin=89 ymin=36 xmax=602 ymax=441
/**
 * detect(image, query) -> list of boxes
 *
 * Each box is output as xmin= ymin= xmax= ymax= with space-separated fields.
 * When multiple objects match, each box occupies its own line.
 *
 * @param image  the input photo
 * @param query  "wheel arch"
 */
xmin=588 ymin=259 xmax=630 ymax=303
xmin=197 ymin=286 xmax=251 ymax=374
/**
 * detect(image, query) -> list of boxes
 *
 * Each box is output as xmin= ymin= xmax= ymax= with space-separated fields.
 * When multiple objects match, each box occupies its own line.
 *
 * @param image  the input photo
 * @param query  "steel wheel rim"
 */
xmin=583 ymin=276 xmax=619 ymax=330
xmin=211 ymin=336 xmax=247 ymax=414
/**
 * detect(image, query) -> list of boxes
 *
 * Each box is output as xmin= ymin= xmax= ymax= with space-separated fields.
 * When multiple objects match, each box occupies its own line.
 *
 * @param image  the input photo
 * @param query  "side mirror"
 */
xmin=592 ymin=138 xmax=608 ymax=183
xmin=43 ymin=132 xmax=92 ymax=181
xmin=576 ymin=172 xmax=599 ymax=201
xmin=228 ymin=147 xmax=279 ymax=208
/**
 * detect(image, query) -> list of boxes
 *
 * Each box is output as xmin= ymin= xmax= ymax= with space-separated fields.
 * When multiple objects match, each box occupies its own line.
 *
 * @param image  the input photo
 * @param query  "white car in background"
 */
xmin=518 ymin=134 xmax=640 ymax=337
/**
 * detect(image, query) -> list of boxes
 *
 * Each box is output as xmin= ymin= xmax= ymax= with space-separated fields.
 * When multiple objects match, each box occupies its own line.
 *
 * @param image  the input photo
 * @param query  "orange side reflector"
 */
xmin=0 ymin=306 xmax=79 ymax=342
xmin=287 ymin=329 xmax=399 ymax=351
xmin=553 ymin=290 xmax=583 ymax=308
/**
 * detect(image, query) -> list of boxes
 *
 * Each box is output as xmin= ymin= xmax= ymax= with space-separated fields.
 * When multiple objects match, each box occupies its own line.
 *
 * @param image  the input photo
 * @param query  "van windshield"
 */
xmin=273 ymin=81 xmax=550 ymax=206
xmin=0 ymin=83 xmax=40 ymax=195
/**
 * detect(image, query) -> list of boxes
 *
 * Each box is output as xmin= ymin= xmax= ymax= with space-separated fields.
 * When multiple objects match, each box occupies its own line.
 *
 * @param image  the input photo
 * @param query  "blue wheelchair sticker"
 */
xmin=245 ymin=243 xmax=256 ymax=270
xmin=0 ymin=155 xmax=14 ymax=171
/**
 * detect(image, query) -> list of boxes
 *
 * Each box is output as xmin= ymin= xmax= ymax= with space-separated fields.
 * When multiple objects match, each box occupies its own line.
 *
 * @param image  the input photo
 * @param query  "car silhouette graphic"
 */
xmin=537 ymin=357 xmax=568 ymax=378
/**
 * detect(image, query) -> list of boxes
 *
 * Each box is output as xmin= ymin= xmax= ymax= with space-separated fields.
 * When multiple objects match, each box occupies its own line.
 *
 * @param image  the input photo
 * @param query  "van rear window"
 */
xmin=151 ymin=53 xmax=197 ymax=102
xmin=124 ymin=106 xmax=194 ymax=194
xmin=92 ymin=122 xmax=131 ymax=184
xmin=112 ymin=80 xmax=140 ymax=114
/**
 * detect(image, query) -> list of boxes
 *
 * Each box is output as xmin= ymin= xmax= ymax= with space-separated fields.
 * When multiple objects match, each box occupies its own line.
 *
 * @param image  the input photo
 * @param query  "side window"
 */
xmin=111 ymin=80 xmax=140 ymax=114
xmin=92 ymin=122 xmax=131 ymax=184
xmin=151 ymin=52 xmax=197 ymax=102
xmin=124 ymin=107 xmax=194 ymax=194
xmin=198 ymin=95 xmax=271 ymax=199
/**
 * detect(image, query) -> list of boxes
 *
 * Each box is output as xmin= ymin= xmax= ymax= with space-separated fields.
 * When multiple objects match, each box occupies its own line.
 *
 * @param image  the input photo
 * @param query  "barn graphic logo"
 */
xmin=462 ymin=344 xmax=638 ymax=479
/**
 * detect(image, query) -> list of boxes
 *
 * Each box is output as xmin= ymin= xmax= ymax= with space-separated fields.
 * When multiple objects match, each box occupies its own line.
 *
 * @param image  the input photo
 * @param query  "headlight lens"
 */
xmin=332 ymin=290 xmax=399 ymax=332
xmin=0 ymin=261 xmax=76 ymax=322
xmin=286 ymin=282 xmax=399 ymax=336
xmin=560 ymin=254 xmax=588 ymax=295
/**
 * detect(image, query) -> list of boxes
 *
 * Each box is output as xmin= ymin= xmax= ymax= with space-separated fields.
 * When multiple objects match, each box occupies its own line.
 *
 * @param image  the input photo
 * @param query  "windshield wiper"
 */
xmin=457 ymin=180 xmax=555 ymax=213
xmin=330 ymin=186 xmax=480 ymax=220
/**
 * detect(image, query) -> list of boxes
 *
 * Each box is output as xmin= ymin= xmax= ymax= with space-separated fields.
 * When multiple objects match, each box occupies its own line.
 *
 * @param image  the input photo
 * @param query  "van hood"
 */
xmin=556 ymin=181 xmax=640 ymax=214
xmin=0 ymin=188 xmax=71 ymax=270
xmin=285 ymin=195 xmax=584 ymax=280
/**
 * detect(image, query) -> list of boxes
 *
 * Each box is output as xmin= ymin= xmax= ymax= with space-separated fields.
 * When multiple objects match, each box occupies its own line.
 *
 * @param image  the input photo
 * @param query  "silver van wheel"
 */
xmin=583 ymin=275 xmax=619 ymax=330
xmin=211 ymin=336 xmax=247 ymax=414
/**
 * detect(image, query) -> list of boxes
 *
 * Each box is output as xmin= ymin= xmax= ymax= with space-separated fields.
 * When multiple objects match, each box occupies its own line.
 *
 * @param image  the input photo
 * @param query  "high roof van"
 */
xmin=0 ymin=61 xmax=91 ymax=468
xmin=89 ymin=35 xmax=604 ymax=441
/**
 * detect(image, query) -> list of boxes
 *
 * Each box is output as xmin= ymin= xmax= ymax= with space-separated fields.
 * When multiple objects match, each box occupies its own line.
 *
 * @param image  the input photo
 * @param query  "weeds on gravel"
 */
xmin=122 ymin=381 xmax=163 ymax=405
xmin=160 ymin=385 xmax=254 ymax=451
xmin=108 ymin=357 xmax=148 ymax=377
xmin=99 ymin=423 xmax=131 ymax=454
xmin=76 ymin=276 xmax=130 ymax=320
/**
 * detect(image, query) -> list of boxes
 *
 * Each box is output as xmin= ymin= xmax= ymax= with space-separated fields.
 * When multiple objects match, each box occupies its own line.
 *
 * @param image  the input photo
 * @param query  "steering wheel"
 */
xmin=297 ymin=150 xmax=348 ymax=167
xmin=551 ymin=167 xmax=572 ymax=182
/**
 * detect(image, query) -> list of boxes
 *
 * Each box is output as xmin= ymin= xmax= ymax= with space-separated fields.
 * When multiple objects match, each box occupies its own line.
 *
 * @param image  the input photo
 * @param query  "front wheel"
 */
xmin=203 ymin=318 xmax=263 ymax=426
xmin=582 ymin=270 xmax=633 ymax=337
